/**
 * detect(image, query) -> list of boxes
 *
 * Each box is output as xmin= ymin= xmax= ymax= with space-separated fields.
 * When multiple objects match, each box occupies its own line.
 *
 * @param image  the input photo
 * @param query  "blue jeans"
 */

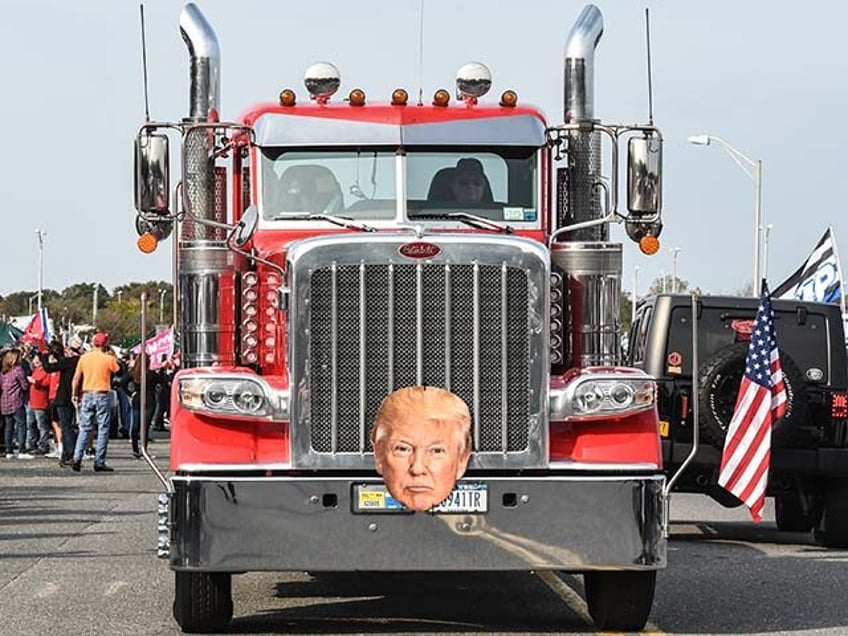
xmin=74 ymin=393 xmax=112 ymax=466
xmin=56 ymin=405 xmax=77 ymax=462
xmin=117 ymin=389 xmax=132 ymax=435
xmin=4 ymin=409 xmax=26 ymax=454
xmin=26 ymin=407 xmax=50 ymax=452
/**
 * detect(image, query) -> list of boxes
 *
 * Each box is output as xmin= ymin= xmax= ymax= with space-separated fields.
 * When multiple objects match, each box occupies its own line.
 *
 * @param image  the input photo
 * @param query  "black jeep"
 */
xmin=629 ymin=293 xmax=848 ymax=547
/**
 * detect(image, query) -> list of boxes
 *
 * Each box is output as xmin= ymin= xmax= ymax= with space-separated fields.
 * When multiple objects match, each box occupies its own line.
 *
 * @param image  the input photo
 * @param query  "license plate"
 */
xmin=352 ymin=482 xmax=488 ymax=514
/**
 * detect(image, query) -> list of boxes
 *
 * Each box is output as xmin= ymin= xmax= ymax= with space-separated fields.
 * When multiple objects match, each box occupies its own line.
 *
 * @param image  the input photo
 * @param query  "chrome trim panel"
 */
xmin=501 ymin=263 xmax=509 ymax=451
xmin=253 ymin=113 xmax=546 ymax=148
xmin=551 ymin=242 xmax=622 ymax=367
xmin=288 ymin=233 xmax=550 ymax=470
xmin=178 ymin=246 xmax=235 ymax=367
xmin=168 ymin=474 xmax=665 ymax=572
xmin=472 ymin=262 xmax=481 ymax=448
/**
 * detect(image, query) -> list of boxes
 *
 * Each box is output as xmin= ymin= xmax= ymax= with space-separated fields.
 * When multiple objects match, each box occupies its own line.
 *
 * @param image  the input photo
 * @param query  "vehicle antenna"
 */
xmin=644 ymin=7 xmax=654 ymax=126
xmin=417 ymin=0 xmax=425 ymax=106
xmin=140 ymin=3 xmax=151 ymax=122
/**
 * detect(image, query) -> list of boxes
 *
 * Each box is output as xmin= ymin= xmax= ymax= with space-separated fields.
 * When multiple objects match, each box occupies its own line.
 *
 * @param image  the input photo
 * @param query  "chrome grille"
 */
xmin=307 ymin=262 xmax=531 ymax=455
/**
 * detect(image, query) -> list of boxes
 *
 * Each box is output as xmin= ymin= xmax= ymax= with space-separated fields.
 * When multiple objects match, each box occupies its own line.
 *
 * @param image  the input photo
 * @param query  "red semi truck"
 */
xmin=134 ymin=3 xmax=668 ymax=632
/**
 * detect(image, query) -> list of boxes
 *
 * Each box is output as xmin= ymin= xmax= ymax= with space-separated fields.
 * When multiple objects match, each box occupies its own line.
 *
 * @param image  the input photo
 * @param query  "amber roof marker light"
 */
xmin=500 ymin=90 xmax=518 ymax=107
xmin=279 ymin=89 xmax=296 ymax=107
xmin=348 ymin=88 xmax=366 ymax=106
xmin=391 ymin=88 xmax=409 ymax=106
xmin=432 ymin=89 xmax=450 ymax=107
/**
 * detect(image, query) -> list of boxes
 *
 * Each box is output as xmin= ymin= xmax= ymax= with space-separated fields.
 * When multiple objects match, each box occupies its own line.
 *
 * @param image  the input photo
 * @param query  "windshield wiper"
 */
xmin=407 ymin=211 xmax=513 ymax=234
xmin=272 ymin=213 xmax=376 ymax=233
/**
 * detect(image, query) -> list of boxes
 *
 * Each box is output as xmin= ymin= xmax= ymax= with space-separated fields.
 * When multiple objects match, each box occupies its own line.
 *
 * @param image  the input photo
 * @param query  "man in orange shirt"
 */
xmin=70 ymin=332 xmax=120 ymax=472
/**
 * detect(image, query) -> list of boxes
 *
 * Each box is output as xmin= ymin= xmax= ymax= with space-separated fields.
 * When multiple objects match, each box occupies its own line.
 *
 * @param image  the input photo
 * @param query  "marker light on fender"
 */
xmin=639 ymin=235 xmax=660 ymax=255
xmin=137 ymin=232 xmax=158 ymax=254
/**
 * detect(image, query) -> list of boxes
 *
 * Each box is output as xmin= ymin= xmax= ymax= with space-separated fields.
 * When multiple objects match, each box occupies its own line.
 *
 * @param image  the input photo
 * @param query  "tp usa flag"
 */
xmin=717 ymin=281 xmax=787 ymax=522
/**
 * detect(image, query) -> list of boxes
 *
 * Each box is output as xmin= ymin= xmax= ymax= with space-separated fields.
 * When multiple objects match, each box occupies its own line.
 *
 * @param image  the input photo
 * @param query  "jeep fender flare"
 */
xmin=696 ymin=342 xmax=807 ymax=449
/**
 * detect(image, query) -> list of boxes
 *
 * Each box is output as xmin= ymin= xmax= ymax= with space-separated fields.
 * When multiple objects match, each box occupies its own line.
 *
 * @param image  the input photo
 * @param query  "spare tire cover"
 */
xmin=697 ymin=342 xmax=807 ymax=449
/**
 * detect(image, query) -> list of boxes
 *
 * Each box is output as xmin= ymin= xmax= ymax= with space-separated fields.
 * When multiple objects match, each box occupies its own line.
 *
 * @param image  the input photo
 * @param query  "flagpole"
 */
xmin=35 ymin=229 xmax=46 ymax=312
xmin=827 ymin=226 xmax=847 ymax=317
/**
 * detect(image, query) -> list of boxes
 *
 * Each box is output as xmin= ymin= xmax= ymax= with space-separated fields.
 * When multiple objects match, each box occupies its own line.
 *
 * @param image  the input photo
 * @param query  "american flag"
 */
xmin=717 ymin=281 xmax=787 ymax=522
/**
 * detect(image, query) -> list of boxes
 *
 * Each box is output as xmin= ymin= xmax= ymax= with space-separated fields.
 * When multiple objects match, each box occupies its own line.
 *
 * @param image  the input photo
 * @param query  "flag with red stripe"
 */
xmin=20 ymin=308 xmax=50 ymax=347
xmin=718 ymin=280 xmax=787 ymax=522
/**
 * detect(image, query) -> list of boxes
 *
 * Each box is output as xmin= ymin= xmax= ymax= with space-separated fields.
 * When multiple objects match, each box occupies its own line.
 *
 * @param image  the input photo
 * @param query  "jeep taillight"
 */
xmin=831 ymin=392 xmax=848 ymax=419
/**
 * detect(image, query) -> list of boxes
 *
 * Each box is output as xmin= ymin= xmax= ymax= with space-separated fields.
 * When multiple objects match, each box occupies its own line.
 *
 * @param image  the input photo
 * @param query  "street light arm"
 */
xmin=706 ymin=136 xmax=758 ymax=178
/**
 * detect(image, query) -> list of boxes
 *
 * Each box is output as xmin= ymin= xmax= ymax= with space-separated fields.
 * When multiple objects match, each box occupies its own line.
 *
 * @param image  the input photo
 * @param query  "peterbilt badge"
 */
xmin=399 ymin=242 xmax=441 ymax=259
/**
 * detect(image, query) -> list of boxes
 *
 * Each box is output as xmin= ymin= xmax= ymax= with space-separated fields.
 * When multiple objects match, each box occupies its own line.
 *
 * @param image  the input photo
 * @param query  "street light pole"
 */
xmin=670 ymin=247 xmax=682 ymax=293
xmin=35 ymin=229 xmax=46 ymax=312
xmin=687 ymin=134 xmax=763 ymax=293
xmin=159 ymin=288 xmax=167 ymax=323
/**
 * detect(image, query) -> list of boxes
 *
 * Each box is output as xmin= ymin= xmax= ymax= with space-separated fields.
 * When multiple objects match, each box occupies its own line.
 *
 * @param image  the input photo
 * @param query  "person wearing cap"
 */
xmin=69 ymin=332 xmax=120 ymax=472
xmin=450 ymin=158 xmax=491 ymax=205
xmin=40 ymin=336 xmax=83 ymax=466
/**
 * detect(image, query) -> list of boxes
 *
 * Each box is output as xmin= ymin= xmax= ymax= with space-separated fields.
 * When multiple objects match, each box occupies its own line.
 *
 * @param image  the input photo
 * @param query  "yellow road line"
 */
xmin=536 ymin=570 xmax=666 ymax=635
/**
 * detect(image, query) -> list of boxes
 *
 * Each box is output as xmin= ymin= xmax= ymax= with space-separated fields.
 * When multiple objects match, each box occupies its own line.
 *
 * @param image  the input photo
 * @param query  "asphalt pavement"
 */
xmin=2 ymin=433 xmax=848 ymax=636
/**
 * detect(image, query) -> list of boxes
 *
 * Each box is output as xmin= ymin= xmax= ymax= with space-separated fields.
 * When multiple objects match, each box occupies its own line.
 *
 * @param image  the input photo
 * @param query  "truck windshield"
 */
xmin=406 ymin=148 xmax=537 ymax=223
xmin=259 ymin=147 xmax=537 ymax=223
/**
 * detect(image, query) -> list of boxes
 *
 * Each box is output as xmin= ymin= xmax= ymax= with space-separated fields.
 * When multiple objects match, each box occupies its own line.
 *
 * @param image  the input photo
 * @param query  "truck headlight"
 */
xmin=179 ymin=375 xmax=288 ymax=420
xmin=551 ymin=372 xmax=655 ymax=421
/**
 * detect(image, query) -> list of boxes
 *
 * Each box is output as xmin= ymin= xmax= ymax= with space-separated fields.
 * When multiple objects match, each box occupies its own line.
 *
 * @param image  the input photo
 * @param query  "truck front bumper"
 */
xmin=165 ymin=474 xmax=666 ymax=572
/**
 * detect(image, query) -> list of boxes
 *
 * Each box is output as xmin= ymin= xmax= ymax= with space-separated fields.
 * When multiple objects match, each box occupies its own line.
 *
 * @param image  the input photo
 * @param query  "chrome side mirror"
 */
xmin=626 ymin=135 xmax=662 ymax=216
xmin=135 ymin=133 xmax=170 ymax=214
xmin=232 ymin=205 xmax=259 ymax=248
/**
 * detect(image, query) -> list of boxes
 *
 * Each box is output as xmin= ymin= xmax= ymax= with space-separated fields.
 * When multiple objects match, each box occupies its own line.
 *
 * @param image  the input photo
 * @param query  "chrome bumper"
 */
xmin=164 ymin=474 xmax=666 ymax=572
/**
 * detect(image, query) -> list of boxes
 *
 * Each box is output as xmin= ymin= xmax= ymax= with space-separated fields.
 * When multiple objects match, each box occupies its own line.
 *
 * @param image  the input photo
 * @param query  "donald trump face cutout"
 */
xmin=371 ymin=386 xmax=472 ymax=512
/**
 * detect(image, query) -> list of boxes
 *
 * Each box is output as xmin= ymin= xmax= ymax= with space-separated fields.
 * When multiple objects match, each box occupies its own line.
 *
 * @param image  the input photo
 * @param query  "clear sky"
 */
xmin=1 ymin=0 xmax=846 ymax=298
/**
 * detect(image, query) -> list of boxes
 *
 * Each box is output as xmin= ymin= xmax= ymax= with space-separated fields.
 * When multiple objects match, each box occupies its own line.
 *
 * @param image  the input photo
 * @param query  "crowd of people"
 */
xmin=0 ymin=333 xmax=177 ymax=472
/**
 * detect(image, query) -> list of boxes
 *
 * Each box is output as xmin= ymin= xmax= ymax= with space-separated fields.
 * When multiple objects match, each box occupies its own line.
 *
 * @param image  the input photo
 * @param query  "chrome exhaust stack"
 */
xmin=560 ymin=4 xmax=604 ymax=242
xmin=179 ymin=3 xmax=220 ymax=123
xmin=563 ymin=4 xmax=603 ymax=123
xmin=178 ymin=3 xmax=234 ymax=368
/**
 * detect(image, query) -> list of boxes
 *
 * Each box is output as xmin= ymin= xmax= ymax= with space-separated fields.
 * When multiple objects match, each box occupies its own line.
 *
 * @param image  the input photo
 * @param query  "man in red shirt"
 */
xmin=70 ymin=333 xmax=120 ymax=472
xmin=26 ymin=355 xmax=51 ymax=454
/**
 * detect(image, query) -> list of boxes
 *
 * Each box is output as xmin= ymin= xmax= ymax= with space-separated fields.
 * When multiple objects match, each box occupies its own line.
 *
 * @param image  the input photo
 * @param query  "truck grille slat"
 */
xmin=308 ymin=262 xmax=531 ymax=455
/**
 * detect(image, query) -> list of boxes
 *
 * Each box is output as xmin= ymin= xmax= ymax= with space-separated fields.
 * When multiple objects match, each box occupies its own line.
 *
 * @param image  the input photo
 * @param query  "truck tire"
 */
xmin=584 ymin=570 xmax=655 ymax=632
xmin=173 ymin=571 xmax=233 ymax=634
xmin=775 ymin=491 xmax=816 ymax=532
xmin=697 ymin=343 xmax=806 ymax=449
xmin=814 ymin=481 xmax=848 ymax=548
